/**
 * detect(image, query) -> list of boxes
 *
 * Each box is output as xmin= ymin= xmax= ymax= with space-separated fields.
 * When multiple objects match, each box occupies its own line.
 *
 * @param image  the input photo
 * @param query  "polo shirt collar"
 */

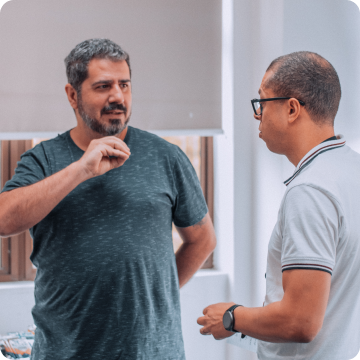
xmin=284 ymin=134 xmax=346 ymax=186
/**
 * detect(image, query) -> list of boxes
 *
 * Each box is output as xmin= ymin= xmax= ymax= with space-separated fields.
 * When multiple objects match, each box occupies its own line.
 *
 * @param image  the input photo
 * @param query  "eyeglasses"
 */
xmin=251 ymin=97 xmax=305 ymax=116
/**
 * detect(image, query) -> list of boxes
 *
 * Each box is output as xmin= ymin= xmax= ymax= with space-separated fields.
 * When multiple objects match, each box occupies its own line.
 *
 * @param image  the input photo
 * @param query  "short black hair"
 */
xmin=65 ymin=38 xmax=131 ymax=94
xmin=265 ymin=51 xmax=341 ymax=124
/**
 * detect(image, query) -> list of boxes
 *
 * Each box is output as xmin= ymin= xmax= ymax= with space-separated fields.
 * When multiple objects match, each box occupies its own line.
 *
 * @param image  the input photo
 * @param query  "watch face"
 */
xmin=223 ymin=311 xmax=233 ymax=330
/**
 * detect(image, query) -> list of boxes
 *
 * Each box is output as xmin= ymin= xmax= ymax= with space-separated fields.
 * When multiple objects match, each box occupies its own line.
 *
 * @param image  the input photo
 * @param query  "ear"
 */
xmin=65 ymin=84 xmax=79 ymax=110
xmin=288 ymin=98 xmax=302 ymax=124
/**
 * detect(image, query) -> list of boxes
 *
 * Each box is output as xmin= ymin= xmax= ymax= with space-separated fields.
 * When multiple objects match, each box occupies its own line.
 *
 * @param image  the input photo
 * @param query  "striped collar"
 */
xmin=284 ymin=135 xmax=346 ymax=186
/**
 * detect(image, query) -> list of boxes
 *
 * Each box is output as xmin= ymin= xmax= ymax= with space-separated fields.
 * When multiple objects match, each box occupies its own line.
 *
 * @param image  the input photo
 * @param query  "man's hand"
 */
xmin=197 ymin=302 xmax=237 ymax=340
xmin=0 ymin=137 xmax=130 ymax=237
xmin=77 ymin=136 xmax=131 ymax=178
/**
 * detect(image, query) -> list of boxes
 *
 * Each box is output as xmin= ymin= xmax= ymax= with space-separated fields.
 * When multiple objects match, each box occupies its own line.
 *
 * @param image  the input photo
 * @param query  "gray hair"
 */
xmin=265 ymin=51 xmax=341 ymax=125
xmin=64 ymin=38 xmax=131 ymax=94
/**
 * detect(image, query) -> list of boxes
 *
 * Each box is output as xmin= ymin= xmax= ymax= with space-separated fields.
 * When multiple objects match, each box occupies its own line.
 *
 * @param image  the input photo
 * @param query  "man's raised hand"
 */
xmin=77 ymin=137 xmax=131 ymax=178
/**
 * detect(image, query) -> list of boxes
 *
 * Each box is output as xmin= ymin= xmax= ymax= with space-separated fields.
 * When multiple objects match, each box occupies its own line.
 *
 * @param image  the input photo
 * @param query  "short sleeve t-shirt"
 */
xmin=2 ymin=126 xmax=208 ymax=360
xmin=258 ymin=136 xmax=360 ymax=360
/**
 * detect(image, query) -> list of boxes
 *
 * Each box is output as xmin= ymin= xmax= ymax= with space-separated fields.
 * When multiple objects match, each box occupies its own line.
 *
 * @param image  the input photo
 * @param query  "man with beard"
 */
xmin=0 ymin=39 xmax=216 ymax=360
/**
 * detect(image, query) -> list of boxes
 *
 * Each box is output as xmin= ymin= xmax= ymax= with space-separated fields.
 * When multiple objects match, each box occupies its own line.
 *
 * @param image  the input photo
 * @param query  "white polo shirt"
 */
xmin=257 ymin=135 xmax=360 ymax=360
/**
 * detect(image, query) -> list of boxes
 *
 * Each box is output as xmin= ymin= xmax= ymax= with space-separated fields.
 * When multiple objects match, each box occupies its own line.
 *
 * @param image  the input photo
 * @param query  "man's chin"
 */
xmin=102 ymin=118 xmax=130 ymax=137
xmin=102 ymin=126 xmax=126 ymax=137
xmin=81 ymin=111 xmax=131 ymax=137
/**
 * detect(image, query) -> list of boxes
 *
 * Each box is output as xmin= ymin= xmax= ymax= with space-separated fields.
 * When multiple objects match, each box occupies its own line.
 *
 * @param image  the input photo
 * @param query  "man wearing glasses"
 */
xmin=198 ymin=51 xmax=360 ymax=359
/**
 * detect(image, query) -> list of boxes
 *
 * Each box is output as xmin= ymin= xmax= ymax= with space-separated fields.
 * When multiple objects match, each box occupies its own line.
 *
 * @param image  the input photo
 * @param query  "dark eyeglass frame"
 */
xmin=251 ymin=97 xmax=305 ymax=116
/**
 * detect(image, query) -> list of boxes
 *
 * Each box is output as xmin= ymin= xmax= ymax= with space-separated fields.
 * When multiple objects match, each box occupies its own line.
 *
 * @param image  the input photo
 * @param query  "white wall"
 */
xmin=180 ymin=271 xmax=229 ymax=360
xmin=283 ymin=0 xmax=360 ymax=152
xmin=0 ymin=282 xmax=35 ymax=334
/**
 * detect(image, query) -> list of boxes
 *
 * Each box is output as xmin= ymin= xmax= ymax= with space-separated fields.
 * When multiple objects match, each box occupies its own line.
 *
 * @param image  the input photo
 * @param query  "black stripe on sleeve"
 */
xmin=282 ymin=267 xmax=332 ymax=275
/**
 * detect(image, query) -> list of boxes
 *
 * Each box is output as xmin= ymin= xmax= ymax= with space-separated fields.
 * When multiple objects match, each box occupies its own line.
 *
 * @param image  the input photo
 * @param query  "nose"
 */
xmin=253 ymin=113 xmax=261 ymax=121
xmin=109 ymin=84 xmax=125 ymax=104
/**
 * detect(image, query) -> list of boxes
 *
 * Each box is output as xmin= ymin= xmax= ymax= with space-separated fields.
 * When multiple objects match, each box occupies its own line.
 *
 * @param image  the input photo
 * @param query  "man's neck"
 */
xmin=286 ymin=127 xmax=335 ymax=167
xmin=70 ymin=123 xmax=128 ymax=151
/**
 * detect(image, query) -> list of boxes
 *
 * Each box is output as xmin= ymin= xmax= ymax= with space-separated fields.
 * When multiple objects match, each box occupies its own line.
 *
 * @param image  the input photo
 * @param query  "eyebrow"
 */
xmin=92 ymin=79 xmax=131 ymax=87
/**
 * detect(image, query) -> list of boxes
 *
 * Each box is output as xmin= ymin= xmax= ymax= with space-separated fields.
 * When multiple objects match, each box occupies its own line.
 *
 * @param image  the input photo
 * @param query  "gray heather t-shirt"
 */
xmin=2 ymin=126 xmax=208 ymax=360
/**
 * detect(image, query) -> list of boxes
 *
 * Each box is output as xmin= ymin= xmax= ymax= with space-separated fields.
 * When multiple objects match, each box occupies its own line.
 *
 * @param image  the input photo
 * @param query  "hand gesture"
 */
xmin=77 ymin=136 xmax=131 ymax=178
xmin=197 ymin=302 xmax=237 ymax=340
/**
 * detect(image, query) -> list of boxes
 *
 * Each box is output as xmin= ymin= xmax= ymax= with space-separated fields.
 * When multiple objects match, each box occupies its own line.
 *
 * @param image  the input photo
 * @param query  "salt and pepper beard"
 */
xmin=77 ymin=94 xmax=130 ymax=137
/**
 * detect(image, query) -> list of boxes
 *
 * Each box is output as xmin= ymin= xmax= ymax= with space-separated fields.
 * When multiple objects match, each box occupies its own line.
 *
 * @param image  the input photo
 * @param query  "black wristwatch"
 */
xmin=223 ymin=304 xmax=242 ymax=332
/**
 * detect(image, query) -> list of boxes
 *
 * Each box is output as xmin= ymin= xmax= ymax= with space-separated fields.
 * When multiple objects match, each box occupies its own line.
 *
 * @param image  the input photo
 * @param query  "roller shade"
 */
xmin=0 ymin=0 xmax=222 ymax=138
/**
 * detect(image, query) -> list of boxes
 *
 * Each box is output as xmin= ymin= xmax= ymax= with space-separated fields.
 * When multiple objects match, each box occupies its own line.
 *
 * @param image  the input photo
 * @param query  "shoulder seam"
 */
xmin=285 ymin=183 xmax=343 ymax=213
xmin=283 ymin=183 xmax=347 ymax=246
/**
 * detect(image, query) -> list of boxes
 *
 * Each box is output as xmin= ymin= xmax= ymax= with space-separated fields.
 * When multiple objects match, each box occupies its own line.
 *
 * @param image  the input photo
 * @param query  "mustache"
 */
xmin=101 ymin=103 xmax=127 ymax=115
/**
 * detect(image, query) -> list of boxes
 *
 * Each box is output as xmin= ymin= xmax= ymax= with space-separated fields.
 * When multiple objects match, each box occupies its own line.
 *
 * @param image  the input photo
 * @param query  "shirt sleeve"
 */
xmin=281 ymin=184 xmax=342 ymax=275
xmin=172 ymin=146 xmax=208 ymax=227
xmin=1 ymin=143 xmax=50 ymax=193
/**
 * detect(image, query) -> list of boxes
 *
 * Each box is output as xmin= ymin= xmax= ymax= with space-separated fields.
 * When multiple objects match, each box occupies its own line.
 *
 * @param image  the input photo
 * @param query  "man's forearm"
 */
xmin=232 ymin=269 xmax=329 ymax=343
xmin=198 ymin=270 xmax=329 ymax=343
xmin=176 ymin=239 xmax=214 ymax=288
xmin=233 ymin=301 xmax=319 ymax=343
xmin=0 ymin=161 xmax=90 ymax=237
xmin=175 ymin=214 xmax=217 ymax=288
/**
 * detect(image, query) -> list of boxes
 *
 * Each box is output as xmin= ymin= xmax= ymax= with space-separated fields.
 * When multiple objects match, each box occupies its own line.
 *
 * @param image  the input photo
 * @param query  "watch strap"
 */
xmin=225 ymin=304 xmax=242 ymax=332
xmin=226 ymin=304 xmax=242 ymax=313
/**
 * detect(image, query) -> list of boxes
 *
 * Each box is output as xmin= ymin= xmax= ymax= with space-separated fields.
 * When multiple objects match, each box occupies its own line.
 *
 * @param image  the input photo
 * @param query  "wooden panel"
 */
xmin=10 ymin=232 xmax=26 ymax=280
xmin=201 ymin=137 xmax=214 ymax=221
xmin=0 ymin=140 xmax=36 ymax=282
xmin=0 ymin=274 xmax=18 ymax=282
xmin=0 ymin=141 xmax=10 ymax=275
xmin=10 ymin=140 xmax=26 ymax=178
xmin=200 ymin=137 xmax=214 ymax=269
xmin=1 ymin=141 xmax=10 ymax=189
xmin=0 ymin=238 xmax=10 ymax=275
xmin=25 ymin=230 xmax=36 ymax=281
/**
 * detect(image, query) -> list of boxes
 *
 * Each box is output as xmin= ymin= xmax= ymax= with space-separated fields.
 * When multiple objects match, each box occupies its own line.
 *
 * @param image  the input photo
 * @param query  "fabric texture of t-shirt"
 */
xmin=1 ymin=126 xmax=208 ymax=360
xmin=257 ymin=135 xmax=360 ymax=360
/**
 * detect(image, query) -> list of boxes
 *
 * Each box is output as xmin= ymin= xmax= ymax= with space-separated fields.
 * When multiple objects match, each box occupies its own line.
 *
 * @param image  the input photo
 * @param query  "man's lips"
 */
xmin=104 ymin=111 xmax=124 ymax=115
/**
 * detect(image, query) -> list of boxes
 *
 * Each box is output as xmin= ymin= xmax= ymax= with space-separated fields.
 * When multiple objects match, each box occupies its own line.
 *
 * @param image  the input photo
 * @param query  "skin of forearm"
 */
xmin=0 ymin=161 xmax=90 ymax=237
xmin=176 ymin=230 xmax=216 ymax=288
xmin=233 ymin=301 xmax=319 ymax=343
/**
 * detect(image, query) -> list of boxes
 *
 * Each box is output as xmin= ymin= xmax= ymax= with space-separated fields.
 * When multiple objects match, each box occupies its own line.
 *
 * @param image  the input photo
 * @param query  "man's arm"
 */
xmin=0 ymin=137 xmax=130 ymax=237
xmin=175 ymin=213 xmax=216 ymax=288
xmin=197 ymin=269 xmax=331 ymax=342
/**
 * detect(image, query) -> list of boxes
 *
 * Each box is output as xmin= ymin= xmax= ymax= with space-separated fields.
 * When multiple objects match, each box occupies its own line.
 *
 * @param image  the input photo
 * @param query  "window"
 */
xmin=0 ymin=140 xmax=36 ymax=282
xmin=0 ymin=136 xmax=214 ymax=282
xmin=163 ymin=136 xmax=214 ymax=269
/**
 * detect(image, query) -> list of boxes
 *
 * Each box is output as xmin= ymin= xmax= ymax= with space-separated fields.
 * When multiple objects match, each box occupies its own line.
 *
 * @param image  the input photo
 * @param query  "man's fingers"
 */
xmin=94 ymin=137 xmax=130 ymax=154
xmin=199 ymin=327 xmax=212 ymax=336
xmin=203 ymin=307 xmax=209 ymax=315
xmin=101 ymin=145 xmax=130 ymax=160
xmin=198 ymin=316 xmax=212 ymax=335
xmin=197 ymin=316 xmax=206 ymax=326
xmin=109 ymin=156 xmax=126 ymax=168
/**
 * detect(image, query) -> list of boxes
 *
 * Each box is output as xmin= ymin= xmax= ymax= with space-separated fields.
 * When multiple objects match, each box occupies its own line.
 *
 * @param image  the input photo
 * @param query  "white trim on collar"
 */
xmin=284 ymin=135 xmax=346 ymax=186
